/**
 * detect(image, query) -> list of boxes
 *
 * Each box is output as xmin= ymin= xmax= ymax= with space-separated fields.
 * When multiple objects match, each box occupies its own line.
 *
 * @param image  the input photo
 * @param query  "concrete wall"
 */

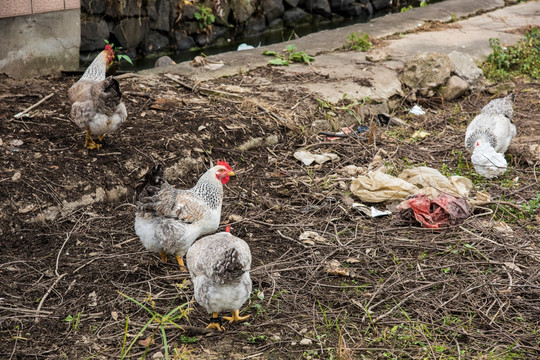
xmin=0 ymin=0 xmax=81 ymax=79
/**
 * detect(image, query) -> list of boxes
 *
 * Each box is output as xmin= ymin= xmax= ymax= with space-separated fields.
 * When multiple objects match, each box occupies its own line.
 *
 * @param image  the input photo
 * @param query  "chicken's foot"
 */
xmin=176 ymin=255 xmax=187 ymax=272
xmin=160 ymin=251 xmax=167 ymax=263
xmin=206 ymin=312 xmax=225 ymax=331
xmin=223 ymin=309 xmax=250 ymax=323
xmin=84 ymin=128 xmax=101 ymax=150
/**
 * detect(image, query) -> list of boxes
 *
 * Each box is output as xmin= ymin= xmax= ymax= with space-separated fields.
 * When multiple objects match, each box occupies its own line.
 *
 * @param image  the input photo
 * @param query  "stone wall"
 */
xmin=0 ymin=0 xmax=80 ymax=79
xmin=80 ymin=0 xmax=392 ymax=58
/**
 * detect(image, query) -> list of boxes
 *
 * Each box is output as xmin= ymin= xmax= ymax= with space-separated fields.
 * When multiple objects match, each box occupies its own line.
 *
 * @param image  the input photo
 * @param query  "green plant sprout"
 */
xmin=263 ymin=44 xmax=314 ymax=66
xmin=104 ymin=39 xmax=133 ymax=65
xmin=62 ymin=312 xmax=82 ymax=331
xmin=346 ymin=31 xmax=372 ymax=52
xmin=118 ymin=291 xmax=192 ymax=360
xmin=194 ymin=5 xmax=215 ymax=29
xmin=483 ymin=27 xmax=540 ymax=81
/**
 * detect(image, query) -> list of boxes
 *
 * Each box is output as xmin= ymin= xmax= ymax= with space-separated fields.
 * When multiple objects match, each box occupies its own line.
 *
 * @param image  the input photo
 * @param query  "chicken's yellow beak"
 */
xmin=228 ymin=171 xmax=235 ymax=176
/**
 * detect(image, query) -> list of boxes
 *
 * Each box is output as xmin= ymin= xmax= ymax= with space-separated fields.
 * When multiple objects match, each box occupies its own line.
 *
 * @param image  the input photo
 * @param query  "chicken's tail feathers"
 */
xmin=135 ymin=164 xmax=165 ymax=201
xmin=102 ymin=76 xmax=122 ymax=100
xmin=212 ymin=248 xmax=245 ymax=283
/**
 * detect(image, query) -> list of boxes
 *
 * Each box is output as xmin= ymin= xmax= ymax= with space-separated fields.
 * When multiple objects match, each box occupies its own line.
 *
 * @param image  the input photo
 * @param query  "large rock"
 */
xmin=330 ymin=0 xmax=372 ymax=17
xmin=195 ymin=26 xmax=228 ymax=47
xmin=81 ymin=0 xmax=107 ymax=14
xmin=80 ymin=19 xmax=110 ymax=51
xmin=283 ymin=8 xmax=310 ymax=27
xmin=174 ymin=31 xmax=196 ymax=51
xmin=143 ymin=30 xmax=170 ymax=54
xmin=106 ymin=0 xmax=146 ymax=17
xmin=284 ymin=0 xmax=301 ymax=7
xmin=306 ymin=0 xmax=332 ymax=18
xmin=113 ymin=18 xmax=149 ymax=50
xmin=246 ymin=16 xmax=266 ymax=34
xmin=148 ymin=0 xmax=171 ymax=32
xmin=370 ymin=0 xmax=391 ymax=10
xmin=447 ymin=51 xmax=484 ymax=86
xmin=215 ymin=2 xmax=232 ymax=27
xmin=264 ymin=0 xmax=285 ymax=24
xmin=440 ymin=75 xmax=469 ymax=101
xmin=231 ymin=0 xmax=256 ymax=23
xmin=401 ymin=52 xmax=454 ymax=90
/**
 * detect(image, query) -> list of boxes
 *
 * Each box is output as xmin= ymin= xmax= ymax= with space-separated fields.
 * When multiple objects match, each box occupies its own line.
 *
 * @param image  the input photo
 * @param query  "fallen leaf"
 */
xmin=138 ymin=337 xmax=154 ymax=347
xmin=228 ymin=214 xmax=243 ymax=222
xmin=11 ymin=139 xmax=23 ymax=147
xmin=324 ymin=259 xmax=351 ymax=277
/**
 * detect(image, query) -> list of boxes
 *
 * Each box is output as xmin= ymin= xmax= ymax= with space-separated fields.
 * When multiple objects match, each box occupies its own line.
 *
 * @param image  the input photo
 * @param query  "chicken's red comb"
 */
xmin=225 ymin=225 xmax=231 ymax=233
xmin=217 ymin=160 xmax=232 ymax=171
xmin=105 ymin=44 xmax=113 ymax=52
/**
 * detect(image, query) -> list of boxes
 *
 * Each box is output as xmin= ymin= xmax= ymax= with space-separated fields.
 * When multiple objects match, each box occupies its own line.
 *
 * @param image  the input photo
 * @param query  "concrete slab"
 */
xmin=139 ymin=1 xmax=540 ymax=105
xmin=384 ymin=2 xmax=540 ymax=61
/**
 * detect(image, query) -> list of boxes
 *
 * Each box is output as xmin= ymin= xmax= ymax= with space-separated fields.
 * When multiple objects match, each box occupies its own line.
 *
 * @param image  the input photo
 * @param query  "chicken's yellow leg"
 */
xmin=98 ymin=135 xmax=104 ymax=141
xmin=223 ymin=309 xmax=250 ymax=323
xmin=175 ymin=255 xmax=187 ymax=272
xmin=206 ymin=312 xmax=225 ymax=331
xmin=160 ymin=251 xmax=167 ymax=263
xmin=84 ymin=127 xmax=101 ymax=150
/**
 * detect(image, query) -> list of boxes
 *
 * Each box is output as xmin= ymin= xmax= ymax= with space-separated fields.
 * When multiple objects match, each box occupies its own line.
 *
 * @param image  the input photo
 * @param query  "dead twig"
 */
xmin=14 ymin=93 xmax=54 ymax=119
xmin=35 ymin=273 xmax=67 ymax=322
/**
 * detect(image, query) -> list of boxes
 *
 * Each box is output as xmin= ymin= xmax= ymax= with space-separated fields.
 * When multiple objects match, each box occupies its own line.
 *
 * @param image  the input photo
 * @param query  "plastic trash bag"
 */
xmin=395 ymin=193 xmax=470 ymax=228
xmin=294 ymin=150 xmax=339 ymax=166
xmin=398 ymin=167 xmax=472 ymax=198
xmin=350 ymin=167 xmax=472 ymax=203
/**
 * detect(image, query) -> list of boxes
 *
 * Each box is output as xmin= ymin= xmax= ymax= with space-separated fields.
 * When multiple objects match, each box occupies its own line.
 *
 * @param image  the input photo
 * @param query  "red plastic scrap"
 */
xmin=396 ymin=193 xmax=470 ymax=229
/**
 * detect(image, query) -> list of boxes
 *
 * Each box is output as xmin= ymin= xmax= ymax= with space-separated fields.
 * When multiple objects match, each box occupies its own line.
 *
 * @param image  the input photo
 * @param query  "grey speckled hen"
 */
xmin=135 ymin=161 xmax=234 ymax=271
xmin=464 ymin=94 xmax=516 ymax=178
xmin=186 ymin=231 xmax=252 ymax=331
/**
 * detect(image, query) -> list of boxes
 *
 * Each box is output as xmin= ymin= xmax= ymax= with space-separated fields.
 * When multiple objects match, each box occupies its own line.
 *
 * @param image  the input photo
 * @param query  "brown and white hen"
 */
xmin=68 ymin=44 xmax=127 ymax=149
xmin=134 ymin=161 xmax=234 ymax=271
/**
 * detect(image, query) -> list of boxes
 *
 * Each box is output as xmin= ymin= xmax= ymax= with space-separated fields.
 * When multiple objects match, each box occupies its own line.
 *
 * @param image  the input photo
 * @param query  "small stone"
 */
xmin=111 ymin=311 xmax=119 ymax=320
xmin=12 ymin=172 xmax=21 ymax=181
xmin=441 ymin=75 xmax=469 ymax=101
xmin=300 ymin=338 xmax=312 ymax=346
xmin=152 ymin=351 xmax=164 ymax=359
xmin=366 ymin=48 xmax=390 ymax=62
xmin=88 ymin=291 xmax=98 ymax=307
xmin=271 ymin=334 xmax=281 ymax=341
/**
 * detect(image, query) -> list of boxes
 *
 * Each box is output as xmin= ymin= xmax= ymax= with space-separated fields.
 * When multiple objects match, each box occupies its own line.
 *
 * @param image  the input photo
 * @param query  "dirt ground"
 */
xmin=0 ymin=62 xmax=539 ymax=360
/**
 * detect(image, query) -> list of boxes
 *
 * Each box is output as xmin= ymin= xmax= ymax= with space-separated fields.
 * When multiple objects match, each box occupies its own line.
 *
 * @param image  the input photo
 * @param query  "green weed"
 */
xmin=263 ymin=44 xmax=314 ymax=66
xmin=118 ymin=291 xmax=192 ymax=360
xmin=63 ymin=312 xmax=82 ymax=331
xmin=194 ymin=5 xmax=215 ymax=29
xmin=483 ymin=27 xmax=540 ymax=81
xmin=345 ymin=31 xmax=372 ymax=52
xmin=400 ymin=5 xmax=413 ymax=12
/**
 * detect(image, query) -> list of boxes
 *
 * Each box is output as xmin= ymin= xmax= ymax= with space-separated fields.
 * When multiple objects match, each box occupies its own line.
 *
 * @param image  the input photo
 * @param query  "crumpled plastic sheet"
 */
xmin=395 ymin=193 xmax=471 ymax=229
xmin=350 ymin=166 xmax=472 ymax=203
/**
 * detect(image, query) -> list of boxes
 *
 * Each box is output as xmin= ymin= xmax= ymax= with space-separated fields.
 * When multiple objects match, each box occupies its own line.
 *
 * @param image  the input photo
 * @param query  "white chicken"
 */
xmin=465 ymin=94 xmax=516 ymax=178
xmin=186 ymin=226 xmax=252 ymax=331
xmin=134 ymin=161 xmax=234 ymax=271
xmin=68 ymin=44 xmax=127 ymax=149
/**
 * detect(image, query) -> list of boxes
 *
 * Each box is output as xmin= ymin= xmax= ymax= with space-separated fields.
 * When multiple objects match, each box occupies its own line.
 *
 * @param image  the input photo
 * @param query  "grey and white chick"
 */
xmin=186 ymin=227 xmax=252 ymax=331
xmin=465 ymin=94 xmax=516 ymax=178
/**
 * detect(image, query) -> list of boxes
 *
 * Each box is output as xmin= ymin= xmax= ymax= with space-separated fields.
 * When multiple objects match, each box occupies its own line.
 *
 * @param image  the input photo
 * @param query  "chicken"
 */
xmin=186 ymin=226 xmax=252 ymax=331
xmin=464 ymin=94 xmax=516 ymax=178
xmin=134 ymin=161 xmax=234 ymax=271
xmin=68 ymin=44 xmax=127 ymax=150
